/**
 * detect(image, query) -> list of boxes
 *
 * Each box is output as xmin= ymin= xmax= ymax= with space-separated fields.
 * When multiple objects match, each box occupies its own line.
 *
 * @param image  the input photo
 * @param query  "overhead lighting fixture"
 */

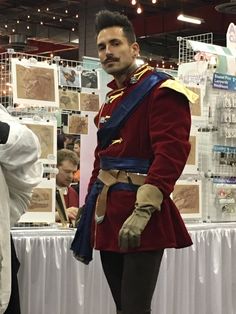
xmin=177 ymin=14 xmax=204 ymax=25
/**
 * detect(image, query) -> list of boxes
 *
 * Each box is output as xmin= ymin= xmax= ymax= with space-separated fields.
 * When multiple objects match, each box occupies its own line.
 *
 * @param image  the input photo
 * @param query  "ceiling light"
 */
xmin=137 ymin=6 xmax=142 ymax=14
xmin=152 ymin=0 xmax=157 ymax=3
xmin=131 ymin=0 xmax=137 ymax=5
xmin=177 ymin=14 xmax=204 ymax=25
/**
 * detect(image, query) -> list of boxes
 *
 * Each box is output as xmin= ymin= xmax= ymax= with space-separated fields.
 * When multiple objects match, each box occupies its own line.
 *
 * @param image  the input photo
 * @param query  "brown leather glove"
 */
xmin=119 ymin=184 xmax=163 ymax=250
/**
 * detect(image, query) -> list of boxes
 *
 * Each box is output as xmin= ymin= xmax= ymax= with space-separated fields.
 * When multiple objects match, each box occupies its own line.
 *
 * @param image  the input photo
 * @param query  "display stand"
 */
xmin=0 ymin=49 xmax=104 ymax=224
xmin=177 ymin=33 xmax=236 ymax=223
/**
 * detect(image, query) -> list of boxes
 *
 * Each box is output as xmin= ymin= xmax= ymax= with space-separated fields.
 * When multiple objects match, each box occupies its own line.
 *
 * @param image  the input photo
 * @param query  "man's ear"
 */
xmin=131 ymin=42 xmax=140 ymax=58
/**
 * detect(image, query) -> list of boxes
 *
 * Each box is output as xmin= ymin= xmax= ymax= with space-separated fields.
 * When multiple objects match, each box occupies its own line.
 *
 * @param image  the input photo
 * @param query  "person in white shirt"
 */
xmin=0 ymin=104 xmax=43 ymax=314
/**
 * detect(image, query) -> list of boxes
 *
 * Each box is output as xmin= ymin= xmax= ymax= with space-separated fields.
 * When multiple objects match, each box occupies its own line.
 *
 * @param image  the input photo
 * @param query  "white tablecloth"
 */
xmin=11 ymin=223 xmax=236 ymax=314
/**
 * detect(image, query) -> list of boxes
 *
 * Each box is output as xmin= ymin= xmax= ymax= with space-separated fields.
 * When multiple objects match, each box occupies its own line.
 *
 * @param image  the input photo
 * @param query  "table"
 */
xmin=12 ymin=223 xmax=236 ymax=314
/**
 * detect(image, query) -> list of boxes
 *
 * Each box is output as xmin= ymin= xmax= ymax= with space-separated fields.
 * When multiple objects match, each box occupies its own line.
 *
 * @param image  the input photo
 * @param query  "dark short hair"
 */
xmin=95 ymin=10 xmax=136 ymax=44
xmin=74 ymin=138 xmax=80 ymax=145
xmin=57 ymin=149 xmax=79 ymax=166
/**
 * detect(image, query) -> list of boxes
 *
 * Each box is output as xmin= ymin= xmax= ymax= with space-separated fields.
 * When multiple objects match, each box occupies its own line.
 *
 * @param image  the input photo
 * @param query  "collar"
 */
xmin=56 ymin=185 xmax=68 ymax=195
xmin=107 ymin=64 xmax=153 ymax=90
xmin=106 ymin=64 xmax=153 ymax=103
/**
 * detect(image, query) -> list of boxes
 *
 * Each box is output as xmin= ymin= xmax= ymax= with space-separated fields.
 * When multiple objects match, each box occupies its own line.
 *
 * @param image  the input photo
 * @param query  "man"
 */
xmin=71 ymin=10 xmax=198 ymax=314
xmin=73 ymin=139 xmax=80 ymax=183
xmin=0 ymin=104 xmax=43 ymax=314
xmin=56 ymin=149 xmax=79 ymax=222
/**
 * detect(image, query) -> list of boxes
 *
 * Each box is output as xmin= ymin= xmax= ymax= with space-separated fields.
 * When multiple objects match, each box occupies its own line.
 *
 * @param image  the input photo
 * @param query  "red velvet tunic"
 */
xmin=89 ymin=65 xmax=193 ymax=252
xmin=64 ymin=186 xmax=79 ymax=208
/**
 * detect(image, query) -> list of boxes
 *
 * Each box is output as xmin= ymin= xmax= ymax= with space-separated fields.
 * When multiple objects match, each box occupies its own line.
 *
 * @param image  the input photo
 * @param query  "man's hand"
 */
xmin=119 ymin=206 xmax=154 ymax=249
xmin=66 ymin=206 xmax=79 ymax=221
xmin=118 ymin=184 xmax=163 ymax=250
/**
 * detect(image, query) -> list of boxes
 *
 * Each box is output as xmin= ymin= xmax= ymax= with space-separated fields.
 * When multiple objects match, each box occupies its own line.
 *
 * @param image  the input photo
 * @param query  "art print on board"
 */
xmin=59 ymin=89 xmax=79 ymax=110
xmin=28 ymin=187 xmax=53 ymax=212
xmin=18 ymin=179 xmax=56 ymax=224
xmin=69 ymin=115 xmax=88 ymax=135
xmin=183 ymin=127 xmax=199 ymax=174
xmin=79 ymin=92 xmax=99 ymax=112
xmin=20 ymin=118 xmax=57 ymax=164
xmin=12 ymin=58 xmax=59 ymax=107
xmin=81 ymin=69 xmax=99 ymax=89
xmin=172 ymin=180 xmax=202 ymax=218
xmin=187 ymin=85 xmax=202 ymax=117
xmin=59 ymin=66 xmax=81 ymax=88
xmin=62 ymin=113 xmax=88 ymax=135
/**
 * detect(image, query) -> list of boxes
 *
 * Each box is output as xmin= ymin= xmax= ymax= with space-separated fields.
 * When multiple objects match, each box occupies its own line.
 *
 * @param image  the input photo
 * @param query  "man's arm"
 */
xmin=0 ymin=120 xmax=43 ymax=223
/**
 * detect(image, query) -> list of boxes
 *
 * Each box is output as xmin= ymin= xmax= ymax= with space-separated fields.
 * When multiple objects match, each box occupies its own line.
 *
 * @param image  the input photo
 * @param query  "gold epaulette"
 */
xmin=160 ymin=79 xmax=199 ymax=104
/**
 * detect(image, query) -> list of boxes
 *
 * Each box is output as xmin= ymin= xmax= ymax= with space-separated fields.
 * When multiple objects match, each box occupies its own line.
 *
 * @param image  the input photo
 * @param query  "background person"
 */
xmin=56 ymin=149 xmax=79 ymax=223
xmin=72 ymin=10 xmax=197 ymax=314
xmin=0 ymin=104 xmax=42 ymax=314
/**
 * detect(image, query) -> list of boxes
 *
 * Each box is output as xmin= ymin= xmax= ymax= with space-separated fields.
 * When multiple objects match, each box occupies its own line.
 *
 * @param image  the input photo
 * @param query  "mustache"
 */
xmin=102 ymin=57 xmax=119 ymax=65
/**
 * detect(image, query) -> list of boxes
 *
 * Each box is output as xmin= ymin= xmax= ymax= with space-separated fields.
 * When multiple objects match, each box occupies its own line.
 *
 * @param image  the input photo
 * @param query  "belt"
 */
xmin=95 ymin=169 xmax=146 ymax=223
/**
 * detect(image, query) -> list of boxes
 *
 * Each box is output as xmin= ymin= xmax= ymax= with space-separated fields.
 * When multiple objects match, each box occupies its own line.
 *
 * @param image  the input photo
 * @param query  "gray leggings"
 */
xmin=100 ymin=250 xmax=164 ymax=314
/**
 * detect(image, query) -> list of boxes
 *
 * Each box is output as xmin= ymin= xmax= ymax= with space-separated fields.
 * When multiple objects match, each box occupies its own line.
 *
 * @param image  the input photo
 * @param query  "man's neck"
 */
xmin=114 ymin=62 xmax=138 ymax=88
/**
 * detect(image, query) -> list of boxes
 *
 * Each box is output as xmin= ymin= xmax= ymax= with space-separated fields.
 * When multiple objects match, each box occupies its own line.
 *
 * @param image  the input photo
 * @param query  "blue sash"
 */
xmin=70 ymin=157 xmax=149 ymax=264
xmin=97 ymin=71 xmax=171 ymax=149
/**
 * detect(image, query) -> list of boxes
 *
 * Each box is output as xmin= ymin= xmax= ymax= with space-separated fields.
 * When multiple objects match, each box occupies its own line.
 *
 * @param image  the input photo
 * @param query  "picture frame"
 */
xmin=79 ymin=92 xmax=100 ymax=112
xmin=172 ymin=179 xmax=202 ymax=219
xmin=183 ymin=127 xmax=199 ymax=174
xmin=11 ymin=57 xmax=59 ymax=107
xmin=59 ymin=65 xmax=81 ymax=88
xmin=20 ymin=118 xmax=57 ymax=164
xmin=62 ymin=112 xmax=88 ymax=135
xmin=185 ymin=85 xmax=204 ymax=119
xmin=81 ymin=69 xmax=99 ymax=89
xmin=59 ymin=89 xmax=79 ymax=110
xmin=18 ymin=178 xmax=56 ymax=224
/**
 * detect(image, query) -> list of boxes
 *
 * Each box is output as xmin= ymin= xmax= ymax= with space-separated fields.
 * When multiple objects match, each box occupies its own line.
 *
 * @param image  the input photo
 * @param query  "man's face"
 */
xmin=56 ymin=160 xmax=77 ymax=187
xmin=97 ymin=26 xmax=139 ymax=76
xmin=73 ymin=143 xmax=80 ymax=158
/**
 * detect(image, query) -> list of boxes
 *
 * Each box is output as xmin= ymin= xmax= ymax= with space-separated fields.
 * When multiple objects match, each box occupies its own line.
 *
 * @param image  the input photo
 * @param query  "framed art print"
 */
xmin=172 ymin=179 xmax=202 ymax=219
xmin=59 ymin=65 xmax=81 ymax=88
xmin=59 ymin=89 xmax=79 ymax=110
xmin=11 ymin=58 xmax=59 ymax=107
xmin=186 ymin=85 xmax=204 ymax=119
xmin=18 ymin=178 xmax=56 ymax=224
xmin=183 ymin=127 xmax=199 ymax=174
xmin=20 ymin=118 xmax=57 ymax=164
xmin=62 ymin=112 xmax=88 ymax=135
xmin=79 ymin=92 xmax=100 ymax=112
xmin=81 ymin=69 xmax=99 ymax=89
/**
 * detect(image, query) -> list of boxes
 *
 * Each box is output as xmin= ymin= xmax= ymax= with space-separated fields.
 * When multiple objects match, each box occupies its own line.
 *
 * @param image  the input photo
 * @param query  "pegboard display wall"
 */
xmin=178 ymin=33 xmax=213 ymax=64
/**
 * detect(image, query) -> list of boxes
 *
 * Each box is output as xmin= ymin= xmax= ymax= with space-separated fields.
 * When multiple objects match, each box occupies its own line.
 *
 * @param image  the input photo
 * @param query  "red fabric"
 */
xmin=63 ymin=186 xmax=79 ymax=208
xmin=89 ymin=65 xmax=193 ymax=252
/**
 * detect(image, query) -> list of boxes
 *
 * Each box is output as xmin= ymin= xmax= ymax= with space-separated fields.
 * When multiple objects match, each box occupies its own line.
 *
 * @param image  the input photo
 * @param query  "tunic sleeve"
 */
xmin=146 ymin=87 xmax=191 ymax=197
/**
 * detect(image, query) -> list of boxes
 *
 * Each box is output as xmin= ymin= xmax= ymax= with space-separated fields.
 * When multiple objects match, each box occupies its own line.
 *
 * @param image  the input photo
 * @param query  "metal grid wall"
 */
xmin=178 ymin=33 xmax=213 ymax=64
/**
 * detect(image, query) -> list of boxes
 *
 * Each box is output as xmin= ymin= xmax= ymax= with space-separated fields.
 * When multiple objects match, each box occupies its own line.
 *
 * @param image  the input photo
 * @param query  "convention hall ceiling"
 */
xmin=0 ymin=0 xmax=234 ymax=63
